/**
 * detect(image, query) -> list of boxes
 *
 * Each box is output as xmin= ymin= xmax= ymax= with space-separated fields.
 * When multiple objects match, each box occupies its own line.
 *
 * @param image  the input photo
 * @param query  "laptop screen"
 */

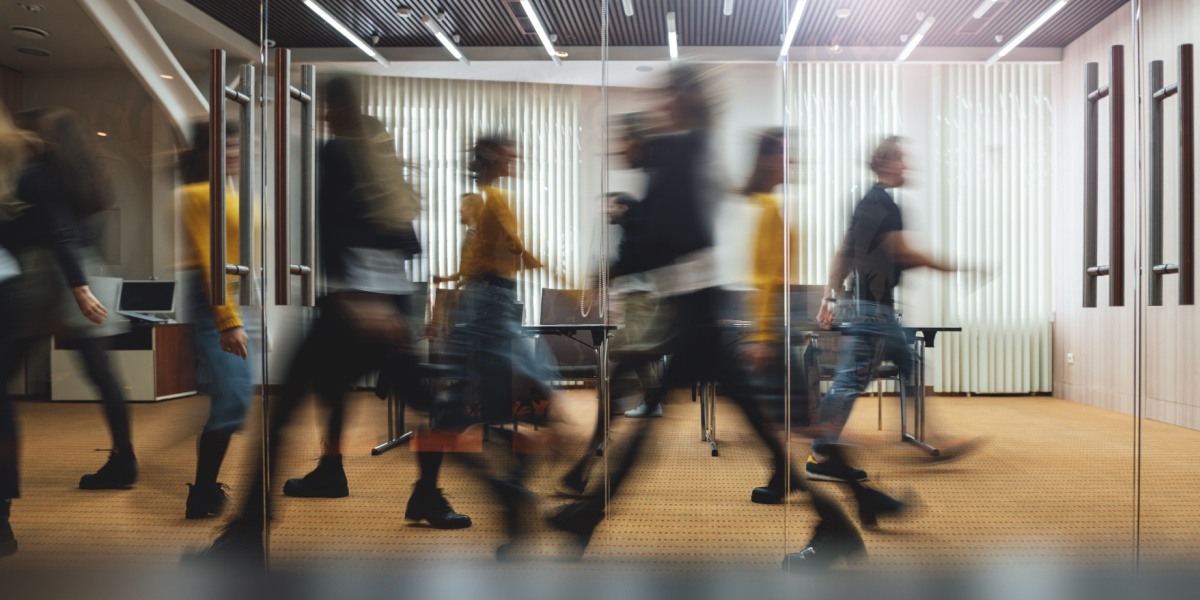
xmin=119 ymin=280 xmax=176 ymax=313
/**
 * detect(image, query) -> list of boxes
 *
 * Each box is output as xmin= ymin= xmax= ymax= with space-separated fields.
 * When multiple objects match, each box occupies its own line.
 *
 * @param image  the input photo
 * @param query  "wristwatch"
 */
xmin=824 ymin=296 xmax=837 ymax=303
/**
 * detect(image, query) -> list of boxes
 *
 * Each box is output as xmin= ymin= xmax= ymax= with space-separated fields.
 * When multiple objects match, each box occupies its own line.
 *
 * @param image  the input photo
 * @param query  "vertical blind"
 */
xmin=932 ymin=63 xmax=1054 ymax=393
xmin=358 ymin=75 xmax=584 ymax=323
xmin=786 ymin=62 xmax=1053 ymax=393
xmin=787 ymin=63 xmax=902 ymax=286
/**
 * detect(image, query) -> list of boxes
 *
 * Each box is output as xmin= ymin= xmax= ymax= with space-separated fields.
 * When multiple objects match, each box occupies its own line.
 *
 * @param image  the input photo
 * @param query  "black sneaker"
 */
xmin=185 ymin=482 xmax=230 ymax=520
xmin=751 ymin=469 xmax=806 ymax=504
xmin=79 ymin=449 xmax=138 ymax=490
xmin=405 ymin=483 xmax=472 ymax=529
xmin=282 ymin=455 xmax=349 ymax=498
xmin=0 ymin=500 xmax=16 ymax=558
xmin=805 ymin=455 xmax=868 ymax=482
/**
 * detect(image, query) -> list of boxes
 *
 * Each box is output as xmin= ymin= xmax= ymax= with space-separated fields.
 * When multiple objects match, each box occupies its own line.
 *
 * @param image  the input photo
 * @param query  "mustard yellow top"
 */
xmin=749 ymin=192 xmax=795 ymax=343
xmin=179 ymin=182 xmax=244 ymax=332
xmin=460 ymin=184 xmax=539 ymax=279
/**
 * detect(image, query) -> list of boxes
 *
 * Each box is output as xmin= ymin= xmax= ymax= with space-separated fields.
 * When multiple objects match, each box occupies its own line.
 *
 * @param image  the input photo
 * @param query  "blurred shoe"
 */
xmin=185 ymin=482 xmax=230 ymax=520
xmin=0 ymin=499 xmax=16 ymax=557
xmin=782 ymin=517 xmax=866 ymax=571
xmin=79 ymin=448 xmax=137 ymax=490
xmin=805 ymin=454 xmax=868 ymax=482
xmin=624 ymin=401 xmax=662 ymax=418
xmin=282 ymin=455 xmax=348 ymax=498
xmin=854 ymin=485 xmax=907 ymax=528
xmin=405 ymin=482 xmax=472 ymax=529
xmin=548 ymin=500 xmax=603 ymax=559
xmin=751 ymin=469 xmax=805 ymax=504
xmin=181 ymin=518 xmax=264 ymax=571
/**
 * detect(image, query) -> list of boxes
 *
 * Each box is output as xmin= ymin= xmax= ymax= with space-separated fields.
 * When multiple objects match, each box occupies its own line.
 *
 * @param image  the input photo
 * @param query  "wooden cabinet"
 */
xmin=51 ymin=324 xmax=196 ymax=402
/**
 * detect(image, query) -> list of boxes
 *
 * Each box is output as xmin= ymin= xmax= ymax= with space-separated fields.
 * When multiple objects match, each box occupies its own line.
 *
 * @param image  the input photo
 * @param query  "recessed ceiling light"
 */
xmin=835 ymin=8 xmax=851 ymax=19
xmin=396 ymin=7 xmax=413 ymax=18
xmin=96 ymin=131 xmax=108 ymax=137
xmin=10 ymin=26 xmax=48 ymax=40
xmin=635 ymin=65 xmax=653 ymax=72
xmin=265 ymin=38 xmax=276 ymax=48
xmin=18 ymin=3 xmax=44 ymax=13
xmin=160 ymin=74 xmax=174 ymax=80
xmin=16 ymin=46 xmax=51 ymax=57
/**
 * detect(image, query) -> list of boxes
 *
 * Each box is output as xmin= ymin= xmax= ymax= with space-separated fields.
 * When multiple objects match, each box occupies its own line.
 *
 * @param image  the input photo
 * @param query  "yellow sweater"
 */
xmin=749 ymin=192 xmax=795 ymax=343
xmin=179 ymin=182 xmax=244 ymax=332
xmin=460 ymin=184 xmax=539 ymax=279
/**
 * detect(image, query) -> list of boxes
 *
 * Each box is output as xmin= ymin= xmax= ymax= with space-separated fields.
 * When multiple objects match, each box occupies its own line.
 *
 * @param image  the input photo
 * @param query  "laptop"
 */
xmin=117 ymin=280 xmax=177 ymax=324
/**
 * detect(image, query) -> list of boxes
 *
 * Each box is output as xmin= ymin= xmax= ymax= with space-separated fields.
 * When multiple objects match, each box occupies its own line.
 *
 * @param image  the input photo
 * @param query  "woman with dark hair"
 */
xmin=192 ymin=75 xmax=439 ymax=564
xmin=2 ymin=107 xmax=138 ymax=492
xmin=175 ymin=120 xmax=253 ymax=519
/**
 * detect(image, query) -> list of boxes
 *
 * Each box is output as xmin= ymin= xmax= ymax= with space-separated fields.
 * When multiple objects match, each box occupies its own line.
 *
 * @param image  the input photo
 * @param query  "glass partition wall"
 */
xmin=10 ymin=0 xmax=1198 ymax=578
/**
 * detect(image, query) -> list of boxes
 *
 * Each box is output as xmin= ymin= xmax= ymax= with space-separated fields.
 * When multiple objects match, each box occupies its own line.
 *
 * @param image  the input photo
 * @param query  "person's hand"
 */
xmin=816 ymin=299 xmax=835 ymax=330
xmin=71 ymin=285 xmax=107 ymax=324
xmin=219 ymin=327 xmax=249 ymax=359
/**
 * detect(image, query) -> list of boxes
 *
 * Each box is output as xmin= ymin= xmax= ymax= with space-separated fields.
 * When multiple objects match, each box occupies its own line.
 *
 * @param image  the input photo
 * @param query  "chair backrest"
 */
xmin=537 ymin=288 xmax=600 ymax=370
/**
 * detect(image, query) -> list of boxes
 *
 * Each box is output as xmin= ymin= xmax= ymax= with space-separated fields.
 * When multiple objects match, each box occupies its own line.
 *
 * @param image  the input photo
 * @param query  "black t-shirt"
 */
xmin=842 ymin=183 xmax=904 ymax=306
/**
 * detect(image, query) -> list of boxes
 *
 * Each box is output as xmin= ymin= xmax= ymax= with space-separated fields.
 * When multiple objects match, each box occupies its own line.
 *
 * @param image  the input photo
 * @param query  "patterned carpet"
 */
xmin=3 ymin=388 xmax=1199 ymax=571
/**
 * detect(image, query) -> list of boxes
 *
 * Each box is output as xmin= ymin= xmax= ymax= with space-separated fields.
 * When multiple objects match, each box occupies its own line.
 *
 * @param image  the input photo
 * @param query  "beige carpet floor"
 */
xmin=4 ymin=389 xmax=1199 ymax=571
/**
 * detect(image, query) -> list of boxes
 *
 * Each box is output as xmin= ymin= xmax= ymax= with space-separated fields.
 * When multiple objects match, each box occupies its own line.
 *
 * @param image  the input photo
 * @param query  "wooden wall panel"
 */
xmin=1055 ymin=0 xmax=1200 ymax=430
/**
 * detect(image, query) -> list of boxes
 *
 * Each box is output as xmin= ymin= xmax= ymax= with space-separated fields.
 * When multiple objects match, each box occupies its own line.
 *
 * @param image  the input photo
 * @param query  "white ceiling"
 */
xmin=1 ymin=0 xmax=254 ymax=74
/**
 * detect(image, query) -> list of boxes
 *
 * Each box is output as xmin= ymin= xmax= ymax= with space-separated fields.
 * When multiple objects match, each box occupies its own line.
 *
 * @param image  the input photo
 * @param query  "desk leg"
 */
xmin=900 ymin=339 xmax=939 ymax=456
xmin=372 ymin=390 xmax=413 ymax=456
xmin=594 ymin=343 xmax=609 ymax=457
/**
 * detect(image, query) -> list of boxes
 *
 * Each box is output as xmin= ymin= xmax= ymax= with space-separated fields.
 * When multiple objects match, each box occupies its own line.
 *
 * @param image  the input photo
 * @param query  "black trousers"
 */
xmin=236 ymin=294 xmax=425 ymax=525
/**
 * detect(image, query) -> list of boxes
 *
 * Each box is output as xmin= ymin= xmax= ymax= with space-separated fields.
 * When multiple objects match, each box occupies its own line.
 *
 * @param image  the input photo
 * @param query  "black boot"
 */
xmin=185 ymin=482 xmax=230 ymax=520
xmin=181 ymin=518 xmax=265 ymax=571
xmin=0 ymin=499 xmax=16 ymax=557
xmin=79 ymin=448 xmax=138 ymax=490
xmin=547 ymin=499 xmax=604 ymax=559
xmin=853 ymin=484 xmax=907 ymax=528
xmin=491 ymin=479 xmax=536 ymax=561
xmin=751 ymin=468 xmax=805 ymax=505
xmin=782 ymin=516 xmax=866 ymax=571
xmin=405 ymin=481 xmax=471 ymax=529
xmin=282 ymin=455 xmax=349 ymax=498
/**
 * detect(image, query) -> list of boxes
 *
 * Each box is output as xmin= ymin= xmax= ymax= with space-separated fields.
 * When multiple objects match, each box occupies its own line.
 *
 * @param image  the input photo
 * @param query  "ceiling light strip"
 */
xmin=986 ymin=0 xmax=1069 ymax=67
xmin=972 ymin=0 xmax=999 ymax=19
xmin=519 ymin=0 xmax=562 ymax=65
xmin=723 ymin=0 xmax=734 ymax=17
xmin=895 ymin=16 xmax=935 ymax=64
xmin=622 ymin=0 xmax=633 ymax=17
xmin=666 ymin=11 xmax=678 ymax=61
xmin=302 ymin=0 xmax=389 ymax=67
xmin=779 ymin=0 xmax=809 ymax=59
xmin=422 ymin=16 xmax=469 ymax=64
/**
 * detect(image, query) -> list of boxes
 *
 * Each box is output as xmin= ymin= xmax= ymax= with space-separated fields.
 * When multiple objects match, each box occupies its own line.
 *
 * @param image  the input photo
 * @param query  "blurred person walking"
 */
xmin=175 ymin=121 xmax=254 ymax=520
xmin=191 ymin=76 xmax=432 ymax=566
xmin=5 ymin=108 xmax=137 ymax=491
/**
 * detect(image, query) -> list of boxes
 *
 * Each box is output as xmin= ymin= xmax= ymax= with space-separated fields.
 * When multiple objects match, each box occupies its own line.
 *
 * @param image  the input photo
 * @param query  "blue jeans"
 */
xmin=816 ymin=301 xmax=913 ymax=445
xmin=185 ymin=272 xmax=252 ymax=433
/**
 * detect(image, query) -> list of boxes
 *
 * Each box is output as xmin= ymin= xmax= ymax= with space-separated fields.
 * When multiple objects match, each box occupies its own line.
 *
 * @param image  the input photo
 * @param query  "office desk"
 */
xmin=523 ymin=324 xmax=619 ymax=454
xmin=52 ymin=323 xmax=196 ymax=402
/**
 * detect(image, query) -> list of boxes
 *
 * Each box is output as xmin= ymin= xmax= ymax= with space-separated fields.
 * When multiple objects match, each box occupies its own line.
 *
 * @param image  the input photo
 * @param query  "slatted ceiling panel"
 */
xmin=186 ymin=0 xmax=1124 ymax=49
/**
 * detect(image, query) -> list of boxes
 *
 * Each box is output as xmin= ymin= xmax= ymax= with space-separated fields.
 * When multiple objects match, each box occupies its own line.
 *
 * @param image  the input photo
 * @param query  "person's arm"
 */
xmin=880 ymin=231 xmax=955 ymax=272
xmin=23 ymin=169 xmax=107 ymax=324
xmin=489 ymin=195 xmax=543 ymax=269
xmin=816 ymin=237 xmax=853 ymax=329
xmin=180 ymin=186 xmax=245 ymax=334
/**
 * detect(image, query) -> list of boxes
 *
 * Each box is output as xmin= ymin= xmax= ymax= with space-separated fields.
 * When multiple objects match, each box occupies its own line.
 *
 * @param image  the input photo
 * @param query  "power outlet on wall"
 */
xmin=1067 ymin=352 xmax=1075 ymax=365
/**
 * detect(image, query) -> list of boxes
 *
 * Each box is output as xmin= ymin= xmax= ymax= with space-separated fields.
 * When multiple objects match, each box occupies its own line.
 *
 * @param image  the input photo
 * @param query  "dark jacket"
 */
xmin=627 ymin=128 xmax=715 ymax=274
xmin=3 ymin=159 xmax=91 ymax=287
